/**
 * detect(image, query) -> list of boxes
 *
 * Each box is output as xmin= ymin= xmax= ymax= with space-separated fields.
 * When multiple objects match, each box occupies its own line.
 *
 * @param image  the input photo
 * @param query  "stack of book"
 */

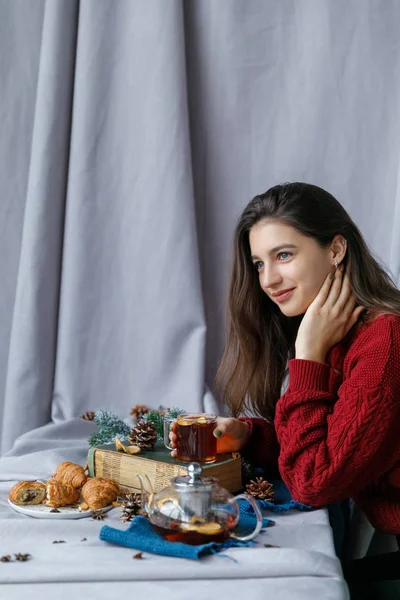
xmin=87 ymin=441 xmax=242 ymax=494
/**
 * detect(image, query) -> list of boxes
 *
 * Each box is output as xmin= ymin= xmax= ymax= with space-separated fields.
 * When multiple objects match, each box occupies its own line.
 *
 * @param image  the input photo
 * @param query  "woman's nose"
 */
xmin=260 ymin=265 xmax=282 ymax=290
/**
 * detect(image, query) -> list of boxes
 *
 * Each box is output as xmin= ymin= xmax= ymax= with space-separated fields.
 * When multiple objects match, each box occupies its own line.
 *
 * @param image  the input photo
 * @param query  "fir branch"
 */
xmin=143 ymin=410 xmax=164 ymax=438
xmin=94 ymin=410 xmax=129 ymax=430
xmin=241 ymin=457 xmax=258 ymax=485
xmin=88 ymin=410 xmax=131 ymax=447
xmin=166 ymin=407 xmax=186 ymax=419
xmin=142 ymin=407 xmax=185 ymax=439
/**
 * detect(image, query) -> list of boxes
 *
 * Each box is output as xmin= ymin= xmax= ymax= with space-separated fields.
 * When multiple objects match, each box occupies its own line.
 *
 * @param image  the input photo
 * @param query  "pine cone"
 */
xmin=80 ymin=411 xmax=95 ymax=421
xmin=245 ymin=477 xmax=275 ymax=502
xmin=130 ymin=404 xmax=150 ymax=422
xmin=119 ymin=493 xmax=142 ymax=522
xmin=128 ymin=420 xmax=157 ymax=450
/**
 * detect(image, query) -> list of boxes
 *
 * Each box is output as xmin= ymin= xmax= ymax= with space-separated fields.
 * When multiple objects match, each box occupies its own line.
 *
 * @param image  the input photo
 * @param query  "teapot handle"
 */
xmin=229 ymin=493 xmax=263 ymax=542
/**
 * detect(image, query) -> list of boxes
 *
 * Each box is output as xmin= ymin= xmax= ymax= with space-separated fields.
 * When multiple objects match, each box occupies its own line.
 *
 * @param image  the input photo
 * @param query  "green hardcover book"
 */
xmin=87 ymin=441 xmax=242 ymax=494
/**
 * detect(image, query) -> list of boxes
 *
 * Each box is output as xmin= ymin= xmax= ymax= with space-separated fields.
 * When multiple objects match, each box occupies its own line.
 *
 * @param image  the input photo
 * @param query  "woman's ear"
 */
xmin=330 ymin=235 xmax=347 ymax=266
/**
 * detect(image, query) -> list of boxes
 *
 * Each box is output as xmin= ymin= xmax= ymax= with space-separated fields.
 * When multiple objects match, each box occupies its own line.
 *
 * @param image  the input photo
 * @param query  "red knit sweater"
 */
xmin=241 ymin=313 xmax=400 ymax=535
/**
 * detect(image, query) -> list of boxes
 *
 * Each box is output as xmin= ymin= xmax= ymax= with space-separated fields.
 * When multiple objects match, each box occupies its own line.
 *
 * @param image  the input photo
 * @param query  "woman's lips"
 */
xmin=272 ymin=288 xmax=296 ymax=303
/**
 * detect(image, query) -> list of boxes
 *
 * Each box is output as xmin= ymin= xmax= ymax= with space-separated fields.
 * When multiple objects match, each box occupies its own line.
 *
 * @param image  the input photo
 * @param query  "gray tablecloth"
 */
xmin=0 ymin=420 xmax=350 ymax=600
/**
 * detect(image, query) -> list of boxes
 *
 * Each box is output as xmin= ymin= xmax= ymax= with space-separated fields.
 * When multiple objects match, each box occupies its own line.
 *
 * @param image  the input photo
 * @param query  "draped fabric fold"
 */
xmin=1 ymin=0 xmax=400 ymax=456
xmin=1 ymin=0 xmax=80 ymax=453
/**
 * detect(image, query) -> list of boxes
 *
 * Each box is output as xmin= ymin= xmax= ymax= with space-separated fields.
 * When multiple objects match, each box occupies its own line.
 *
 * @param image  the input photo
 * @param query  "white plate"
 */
xmin=8 ymin=499 xmax=113 ymax=520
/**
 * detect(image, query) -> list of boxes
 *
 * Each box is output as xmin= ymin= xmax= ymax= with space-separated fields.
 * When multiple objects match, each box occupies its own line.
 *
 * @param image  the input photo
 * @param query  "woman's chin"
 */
xmin=279 ymin=301 xmax=308 ymax=318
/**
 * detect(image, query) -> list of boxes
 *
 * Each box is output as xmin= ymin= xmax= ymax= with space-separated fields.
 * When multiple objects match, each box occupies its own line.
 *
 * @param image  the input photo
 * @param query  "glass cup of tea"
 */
xmin=163 ymin=413 xmax=218 ymax=464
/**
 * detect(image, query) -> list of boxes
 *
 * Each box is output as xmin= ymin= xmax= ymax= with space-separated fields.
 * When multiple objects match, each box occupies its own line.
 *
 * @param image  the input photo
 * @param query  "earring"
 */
xmin=341 ymin=239 xmax=346 ymax=245
xmin=334 ymin=260 xmax=339 ymax=269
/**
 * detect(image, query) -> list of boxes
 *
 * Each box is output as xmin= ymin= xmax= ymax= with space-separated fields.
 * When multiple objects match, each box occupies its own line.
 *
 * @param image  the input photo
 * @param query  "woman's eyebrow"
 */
xmin=251 ymin=244 xmax=298 ymax=260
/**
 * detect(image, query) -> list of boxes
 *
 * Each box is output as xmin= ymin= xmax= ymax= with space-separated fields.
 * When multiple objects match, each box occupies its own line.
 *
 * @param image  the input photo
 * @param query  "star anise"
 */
xmin=91 ymin=510 xmax=108 ymax=520
xmin=14 ymin=553 xmax=31 ymax=562
xmin=0 ymin=555 xmax=12 ymax=562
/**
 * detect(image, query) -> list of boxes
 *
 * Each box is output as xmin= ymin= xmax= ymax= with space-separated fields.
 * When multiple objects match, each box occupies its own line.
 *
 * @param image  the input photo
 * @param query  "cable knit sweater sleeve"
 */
xmin=275 ymin=315 xmax=400 ymax=506
xmin=239 ymin=418 xmax=280 ymax=471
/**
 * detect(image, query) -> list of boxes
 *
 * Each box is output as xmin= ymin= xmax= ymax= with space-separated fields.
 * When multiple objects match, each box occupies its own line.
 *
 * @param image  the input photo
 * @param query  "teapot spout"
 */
xmin=137 ymin=474 xmax=154 ymax=512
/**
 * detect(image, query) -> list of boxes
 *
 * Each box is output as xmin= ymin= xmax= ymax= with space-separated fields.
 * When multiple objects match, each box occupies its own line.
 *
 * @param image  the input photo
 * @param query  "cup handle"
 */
xmin=163 ymin=418 xmax=174 ymax=451
xmin=229 ymin=493 xmax=263 ymax=542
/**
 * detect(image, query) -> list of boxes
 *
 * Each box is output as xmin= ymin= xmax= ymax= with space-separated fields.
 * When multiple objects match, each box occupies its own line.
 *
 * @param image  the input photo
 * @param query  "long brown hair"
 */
xmin=216 ymin=182 xmax=400 ymax=420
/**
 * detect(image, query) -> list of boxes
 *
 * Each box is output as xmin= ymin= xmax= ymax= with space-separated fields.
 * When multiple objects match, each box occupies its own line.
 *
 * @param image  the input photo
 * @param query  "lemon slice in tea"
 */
xmin=195 ymin=416 xmax=207 ymax=424
xmin=195 ymin=523 xmax=223 ymax=535
xmin=177 ymin=418 xmax=193 ymax=426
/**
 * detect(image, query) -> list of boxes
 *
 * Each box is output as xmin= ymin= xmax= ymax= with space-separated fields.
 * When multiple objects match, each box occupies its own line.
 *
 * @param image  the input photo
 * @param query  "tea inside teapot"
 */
xmin=138 ymin=463 xmax=263 ymax=545
xmin=151 ymin=513 xmax=234 ymax=545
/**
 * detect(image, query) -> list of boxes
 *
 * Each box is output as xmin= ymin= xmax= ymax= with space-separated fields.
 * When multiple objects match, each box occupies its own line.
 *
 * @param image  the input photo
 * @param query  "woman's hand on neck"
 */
xmin=294 ymin=266 xmax=365 ymax=363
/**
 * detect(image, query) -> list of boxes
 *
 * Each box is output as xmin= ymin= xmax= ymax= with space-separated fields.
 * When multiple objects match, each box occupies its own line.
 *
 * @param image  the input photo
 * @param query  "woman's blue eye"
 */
xmin=277 ymin=252 xmax=292 ymax=261
xmin=254 ymin=261 xmax=264 ymax=271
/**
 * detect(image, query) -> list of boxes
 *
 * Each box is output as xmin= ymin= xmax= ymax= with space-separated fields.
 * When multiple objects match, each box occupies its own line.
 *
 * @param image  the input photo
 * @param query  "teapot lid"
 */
xmin=172 ymin=463 xmax=216 ymax=490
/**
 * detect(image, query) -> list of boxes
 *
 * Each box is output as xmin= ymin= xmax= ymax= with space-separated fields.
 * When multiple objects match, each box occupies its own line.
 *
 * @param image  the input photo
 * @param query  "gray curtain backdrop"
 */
xmin=1 ymin=0 xmax=400 ymax=455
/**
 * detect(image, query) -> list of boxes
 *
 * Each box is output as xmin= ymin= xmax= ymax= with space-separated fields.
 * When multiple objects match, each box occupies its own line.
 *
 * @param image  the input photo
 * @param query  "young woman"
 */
xmin=170 ymin=182 xmax=400 ymax=541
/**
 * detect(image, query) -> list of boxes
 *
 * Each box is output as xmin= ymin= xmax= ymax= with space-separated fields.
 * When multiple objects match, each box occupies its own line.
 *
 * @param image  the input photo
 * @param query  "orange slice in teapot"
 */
xmin=180 ymin=523 xmax=199 ymax=532
xmin=189 ymin=515 xmax=206 ymax=525
xmin=194 ymin=523 xmax=223 ymax=535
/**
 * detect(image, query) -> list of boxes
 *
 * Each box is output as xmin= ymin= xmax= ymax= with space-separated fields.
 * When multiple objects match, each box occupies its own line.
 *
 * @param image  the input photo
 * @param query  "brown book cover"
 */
xmin=87 ymin=441 xmax=242 ymax=494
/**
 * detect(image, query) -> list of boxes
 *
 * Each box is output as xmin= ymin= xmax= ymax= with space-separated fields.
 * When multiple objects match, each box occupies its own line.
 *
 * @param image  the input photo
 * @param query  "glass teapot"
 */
xmin=137 ymin=463 xmax=263 ymax=545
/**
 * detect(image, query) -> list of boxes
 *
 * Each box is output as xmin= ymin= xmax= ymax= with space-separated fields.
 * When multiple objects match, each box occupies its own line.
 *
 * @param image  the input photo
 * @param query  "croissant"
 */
xmin=45 ymin=479 xmax=80 ymax=508
xmin=53 ymin=461 xmax=87 ymax=489
xmin=9 ymin=481 xmax=46 ymax=505
xmin=81 ymin=477 xmax=119 ymax=510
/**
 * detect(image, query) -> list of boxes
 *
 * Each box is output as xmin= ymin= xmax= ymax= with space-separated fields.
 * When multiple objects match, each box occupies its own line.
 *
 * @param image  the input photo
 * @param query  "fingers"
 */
xmin=346 ymin=305 xmax=365 ymax=332
xmin=213 ymin=418 xmax=229 ymax=438
xmin=340 ymin=285 xmax=364 ymax=332
xmin=342 ymin=294 xmax=357 ymax=318
xmin=333 ymin=268 xmax=364 ymax=331
xmin=168 ymin=429 xmax=178 ymax=448
xmin=335 ymin=268 xmax=353 ymax=311
xmin=324 ymin=264 xmax=345 ymax=307
xmin=169 ymin=427 xmax=178 ymax=457
xmin=313 ymin=269 xmax=336 ymax=307
xmin=213 ymin=417 xmax=241 ymax=439
xmin=168 ymin=418 xmax=230 ymax=450
xmin=169 ymin=416 xmax=249 ymax=457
